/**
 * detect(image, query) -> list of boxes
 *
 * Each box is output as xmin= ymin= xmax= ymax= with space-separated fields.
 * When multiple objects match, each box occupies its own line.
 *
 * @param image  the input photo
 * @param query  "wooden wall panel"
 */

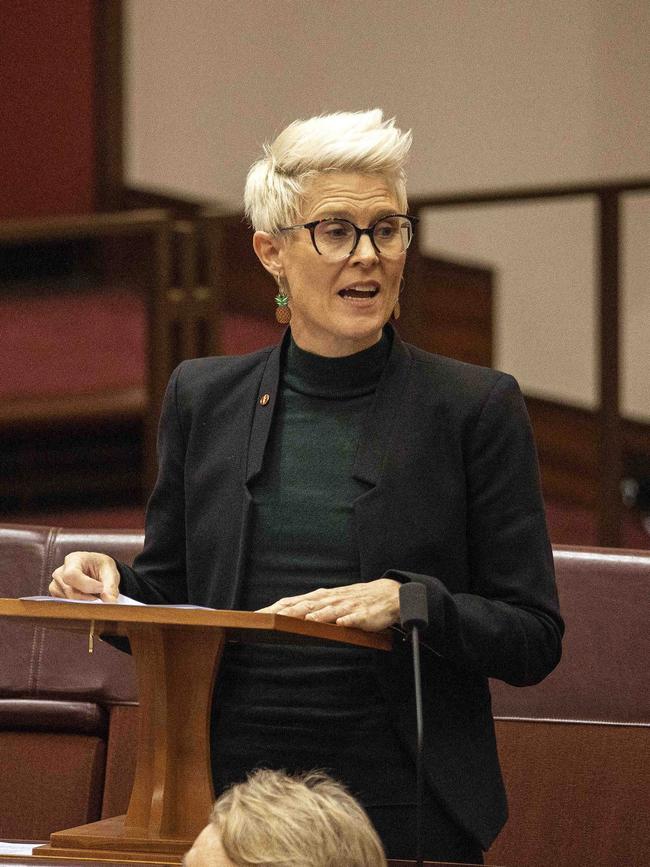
xmin=526 ymin=395 xmax=650 ymax=508
xmin=0 ymin=0 xmax=96 ymax=218
xmin=401 ymin=251 xmax=492 ymax=367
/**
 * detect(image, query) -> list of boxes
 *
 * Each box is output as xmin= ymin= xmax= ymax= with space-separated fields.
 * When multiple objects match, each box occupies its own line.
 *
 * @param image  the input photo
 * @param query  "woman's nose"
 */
xmin=350 ymin=232 xmax=379 ymax=263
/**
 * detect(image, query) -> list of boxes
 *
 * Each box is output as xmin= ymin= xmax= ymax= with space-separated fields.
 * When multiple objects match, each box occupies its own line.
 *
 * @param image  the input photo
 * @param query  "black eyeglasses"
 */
xmin=279 ymin=214 xmax=418 ymax=261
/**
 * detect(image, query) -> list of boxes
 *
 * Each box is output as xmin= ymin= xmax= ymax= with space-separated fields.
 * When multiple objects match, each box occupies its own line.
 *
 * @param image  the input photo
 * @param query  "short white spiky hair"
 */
xmin=212 ymin=769 xmax=387 ymax=867
xmin=244 ymin=109 xmax=412 ymax=233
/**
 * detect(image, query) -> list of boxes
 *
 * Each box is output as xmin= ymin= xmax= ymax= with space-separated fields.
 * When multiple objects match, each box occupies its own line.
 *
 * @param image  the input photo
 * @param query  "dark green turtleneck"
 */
xmin=211 ymin=330 xmax=416 ymax=806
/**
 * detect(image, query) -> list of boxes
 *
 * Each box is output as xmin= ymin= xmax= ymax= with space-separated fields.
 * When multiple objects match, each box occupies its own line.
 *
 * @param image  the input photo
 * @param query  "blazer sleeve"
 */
xmin=386 ymin=373 xmax=564 ymax=687
xmin=116 ymin=363 xmax=189 ymax=604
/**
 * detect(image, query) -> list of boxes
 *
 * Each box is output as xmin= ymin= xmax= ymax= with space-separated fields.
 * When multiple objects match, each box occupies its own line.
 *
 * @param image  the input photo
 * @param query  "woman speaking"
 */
xmin=50 ymin=110 xmax=563 ymax=864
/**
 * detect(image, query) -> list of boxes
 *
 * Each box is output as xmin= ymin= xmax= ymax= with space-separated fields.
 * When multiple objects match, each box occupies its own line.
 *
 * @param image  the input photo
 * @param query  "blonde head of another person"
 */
xmin=183 ymin=769 xmax=387 ymax=867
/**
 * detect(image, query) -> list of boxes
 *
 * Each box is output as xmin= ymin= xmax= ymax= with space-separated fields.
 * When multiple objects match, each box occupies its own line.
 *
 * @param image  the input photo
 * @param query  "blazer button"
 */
xmin=259 ymin=393 xmax=270 ymax=406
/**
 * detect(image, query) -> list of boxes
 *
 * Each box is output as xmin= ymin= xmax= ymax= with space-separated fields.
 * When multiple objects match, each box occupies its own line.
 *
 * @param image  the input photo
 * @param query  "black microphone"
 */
xmin=400 ymin=581 xmax=429 ymax=632
xmin=399 ymin=582 xmax=429 ymax=867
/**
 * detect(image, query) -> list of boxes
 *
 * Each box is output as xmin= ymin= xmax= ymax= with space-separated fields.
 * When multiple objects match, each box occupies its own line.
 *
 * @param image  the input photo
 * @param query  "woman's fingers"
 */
xmin=98 ymin=559 xmax=120 ymax=601
xmin=305 ymin=599 xmax=356 ymax=622
xmin=258 ymin=579 xmax=401 ymax=632
xmin=256 ymin=587 xmax=330 ymax=615
xmin=49 ymin=552 xmax=120 ymax=602
xmin=49 ymin=568 xmax=102 ymax=601
xmin=257 ymin=598 xmax=318 ymax=617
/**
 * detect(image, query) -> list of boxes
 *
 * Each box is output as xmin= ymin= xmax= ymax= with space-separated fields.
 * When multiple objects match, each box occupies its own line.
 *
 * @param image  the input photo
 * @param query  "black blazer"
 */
xmin=119 ymin=327 xmax=563 ymax=849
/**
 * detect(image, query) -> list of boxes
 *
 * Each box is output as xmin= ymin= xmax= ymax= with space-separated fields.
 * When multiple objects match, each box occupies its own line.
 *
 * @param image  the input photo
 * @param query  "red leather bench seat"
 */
xmin=0 ymin=699 xmax=107 ymax=735
xmin=0 ymin=524 xmax=142 ymax=839
xmin=487 ymin=546 xmax=650 ymax=867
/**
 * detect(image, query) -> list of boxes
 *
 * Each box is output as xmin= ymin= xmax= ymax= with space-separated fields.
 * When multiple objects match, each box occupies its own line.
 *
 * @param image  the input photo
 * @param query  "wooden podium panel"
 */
xmin=0 ymin=599 xmax=391 ymax=863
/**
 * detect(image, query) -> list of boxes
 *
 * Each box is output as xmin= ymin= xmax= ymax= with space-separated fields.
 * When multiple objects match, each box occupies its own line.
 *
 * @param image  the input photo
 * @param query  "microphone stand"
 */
xmin=399 ymin=582 xmax=429 ymax=867
xmin=412 ymin=623 xmax=424 ymax=867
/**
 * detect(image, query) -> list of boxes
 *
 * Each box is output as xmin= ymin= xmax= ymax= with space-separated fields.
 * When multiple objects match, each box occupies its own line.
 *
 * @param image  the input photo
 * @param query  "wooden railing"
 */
xmin=0 ymin=209 xmax=173 ymax=504
xmin=0 ymin=210 xmax=269 ymax=509
xmin=410 ymin=177 xmax=650 ymax=547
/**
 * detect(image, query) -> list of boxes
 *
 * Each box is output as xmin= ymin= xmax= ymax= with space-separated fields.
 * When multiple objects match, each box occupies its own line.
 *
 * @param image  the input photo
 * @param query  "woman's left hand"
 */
xmin=256 ymin=578 xmax=401 ymax=632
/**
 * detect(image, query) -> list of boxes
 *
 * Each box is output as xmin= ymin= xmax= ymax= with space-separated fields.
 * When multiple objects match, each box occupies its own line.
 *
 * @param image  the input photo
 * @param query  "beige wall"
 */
xmin=124 ymin=0 xmax=649 ymax=419
xmin=421 ymin=199 xmax=599 ymax=408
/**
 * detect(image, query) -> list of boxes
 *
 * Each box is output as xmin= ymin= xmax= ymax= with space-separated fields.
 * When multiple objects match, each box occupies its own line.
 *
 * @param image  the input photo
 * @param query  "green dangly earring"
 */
xmin=393 ymin=274 xmax=404 ymax=320
xmin=274 ymin=275 xmax=291 ymax=325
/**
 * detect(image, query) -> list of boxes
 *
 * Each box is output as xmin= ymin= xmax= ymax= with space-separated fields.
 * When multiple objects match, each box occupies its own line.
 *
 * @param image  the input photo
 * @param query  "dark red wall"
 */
xmin=0 ymin=0 xmax=96 ymax=218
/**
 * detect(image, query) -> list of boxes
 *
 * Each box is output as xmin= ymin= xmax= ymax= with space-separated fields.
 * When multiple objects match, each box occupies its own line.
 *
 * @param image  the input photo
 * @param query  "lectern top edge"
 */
xmin=0 ymin=597 xmax=392 ymax=651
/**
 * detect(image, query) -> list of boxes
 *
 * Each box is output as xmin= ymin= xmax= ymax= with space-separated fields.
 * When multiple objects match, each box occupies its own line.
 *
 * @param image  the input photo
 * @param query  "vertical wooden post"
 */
xmin=144 ymin=222 xmax=173 ymax=496
xmin=93 ymin=0 xmax=124 ymax=210
xmin=125 ymin=624 xmax=224 ymax=837
xmin=597 ymin=190 xmax=622 ymax=547
xmin=202 ymin=214 xmax=228 ymax=356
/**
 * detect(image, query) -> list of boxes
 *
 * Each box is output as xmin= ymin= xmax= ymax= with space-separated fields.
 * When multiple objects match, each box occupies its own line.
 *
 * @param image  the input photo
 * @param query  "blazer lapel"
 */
xmin=228 ymin=333 xmax=285 ymax=607
xmin=353 ymin=327 xmax=413 ymax=485
xmin=353 ymin=329 xmax=413 ymax=580
xmin=245 ymin=333 xmax=287 ymax=483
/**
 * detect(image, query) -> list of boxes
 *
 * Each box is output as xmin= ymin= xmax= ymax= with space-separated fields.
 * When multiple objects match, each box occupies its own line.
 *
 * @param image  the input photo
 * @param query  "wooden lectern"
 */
xmin=0 ymin=599 xmax=391 ymax=864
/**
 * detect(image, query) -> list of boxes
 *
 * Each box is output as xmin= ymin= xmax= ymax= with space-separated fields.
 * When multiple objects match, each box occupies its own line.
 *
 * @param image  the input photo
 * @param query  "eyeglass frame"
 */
xmin=278 ymin=213 xmax=419 ymax=259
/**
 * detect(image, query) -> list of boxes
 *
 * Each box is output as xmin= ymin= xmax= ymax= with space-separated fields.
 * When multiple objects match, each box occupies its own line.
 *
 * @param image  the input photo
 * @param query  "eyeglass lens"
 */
xmin=313 ymin=217 xmax=412 ymax=259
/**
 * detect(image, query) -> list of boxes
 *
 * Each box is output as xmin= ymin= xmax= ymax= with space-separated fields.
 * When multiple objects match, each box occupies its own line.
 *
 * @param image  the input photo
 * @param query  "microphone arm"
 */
xmin=399 ymin=582 xmax=429 ymax=867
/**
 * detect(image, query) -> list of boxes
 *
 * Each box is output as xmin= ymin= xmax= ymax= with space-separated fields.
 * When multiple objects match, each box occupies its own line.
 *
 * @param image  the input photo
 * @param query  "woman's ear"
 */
xmin=253 ymin=231 xmax=284 ymax=278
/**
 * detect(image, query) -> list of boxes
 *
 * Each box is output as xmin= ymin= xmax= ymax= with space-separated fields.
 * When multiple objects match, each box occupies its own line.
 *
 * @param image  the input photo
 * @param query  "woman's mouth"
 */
xmin=338 ymin=283 xmax=380 ymax=300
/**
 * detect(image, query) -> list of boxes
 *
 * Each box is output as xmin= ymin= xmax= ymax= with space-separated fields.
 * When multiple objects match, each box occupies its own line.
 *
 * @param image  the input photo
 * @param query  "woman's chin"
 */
xmin=339 ymin=307 xmax=391 ymax=339
xmin=328 ymin=319 xmax=386 ymax=355
xmin=290 ymin=304 xmax=392 ymax=356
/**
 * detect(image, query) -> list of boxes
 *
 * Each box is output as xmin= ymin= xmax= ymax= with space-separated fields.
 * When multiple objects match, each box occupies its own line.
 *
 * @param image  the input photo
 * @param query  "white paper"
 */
xmin=19 ymin=595 xmax=215 ymax=610
xmin=20 ymin=594 xmax=146 ymax=606
xmin=0 ymin=842 xmax=37 ymax=855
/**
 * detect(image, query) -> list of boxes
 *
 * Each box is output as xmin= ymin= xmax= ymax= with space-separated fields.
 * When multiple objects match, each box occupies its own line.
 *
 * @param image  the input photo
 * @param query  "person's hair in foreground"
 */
xmin=204 ymin=768 xmax=387 ymax=867
xmin=244 ymin=109 xmax=412 ymax=234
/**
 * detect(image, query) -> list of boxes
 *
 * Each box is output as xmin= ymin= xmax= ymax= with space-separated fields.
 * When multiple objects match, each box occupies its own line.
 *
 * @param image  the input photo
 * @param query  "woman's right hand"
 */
xmin=49 ymin=551 xmax=120 ymax=602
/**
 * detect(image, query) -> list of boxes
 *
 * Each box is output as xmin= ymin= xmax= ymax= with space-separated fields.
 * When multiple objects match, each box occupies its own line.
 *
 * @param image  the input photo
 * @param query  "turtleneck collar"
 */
xmin=283 ymin=329 xmax=392 ymax=399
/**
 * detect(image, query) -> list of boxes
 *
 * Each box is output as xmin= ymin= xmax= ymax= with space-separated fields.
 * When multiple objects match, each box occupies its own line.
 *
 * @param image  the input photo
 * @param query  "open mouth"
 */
xmin=338 ymin=284 xmax=380 ymax=299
